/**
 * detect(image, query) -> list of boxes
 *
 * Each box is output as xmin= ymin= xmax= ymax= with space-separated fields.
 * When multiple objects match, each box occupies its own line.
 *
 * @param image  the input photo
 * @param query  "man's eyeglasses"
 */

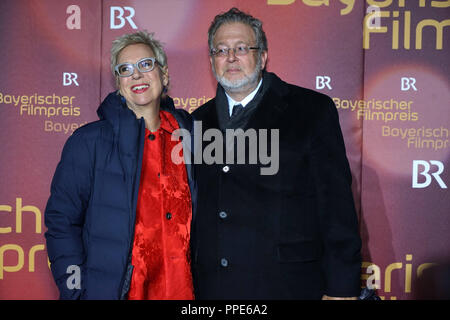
xmin=210 ymin=45 xmax=260 ymax=57
xmin=114 ymin=57 xmax=158 ymax=77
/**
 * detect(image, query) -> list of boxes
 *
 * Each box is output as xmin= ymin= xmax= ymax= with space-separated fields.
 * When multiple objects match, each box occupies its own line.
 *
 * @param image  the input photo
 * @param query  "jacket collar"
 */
xmin=96 ymin=91 xmax=181 ymax=155
xmin=97 ymin=92 xmax=177 ymax=131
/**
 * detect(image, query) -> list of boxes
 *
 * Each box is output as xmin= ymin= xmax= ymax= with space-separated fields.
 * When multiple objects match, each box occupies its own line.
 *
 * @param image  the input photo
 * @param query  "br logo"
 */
xmin=412 ymin=160 xmax=447 ymax=189
xmin=63 ymin=72 xmax=79 ymax=86
xmin=316 ymin=76 xmax=332 ymax=90
xmin=401 ymin=77 xmax=417 ymax=91
xmin=110 ymin=6 xmax=138 ymax=29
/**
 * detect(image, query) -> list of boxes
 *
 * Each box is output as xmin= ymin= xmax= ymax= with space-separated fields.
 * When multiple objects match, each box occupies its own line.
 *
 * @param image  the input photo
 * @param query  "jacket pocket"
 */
xmin=277 ymin=240 xmax=320 ymax=263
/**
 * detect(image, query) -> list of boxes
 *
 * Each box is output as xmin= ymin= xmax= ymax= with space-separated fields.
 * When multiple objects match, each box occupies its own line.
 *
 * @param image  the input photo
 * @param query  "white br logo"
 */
xmin=401 ymin=77 xmax=417 ymax=91
xmin=110 ymin=6 xmax=137 ymax=29
xmin=316 ymin=76 xmax=332 ymax=90
xmin=63 ymin=72 xmax=79 ymax=86
xmin=412 ymin=160 xmax=447 ymax=189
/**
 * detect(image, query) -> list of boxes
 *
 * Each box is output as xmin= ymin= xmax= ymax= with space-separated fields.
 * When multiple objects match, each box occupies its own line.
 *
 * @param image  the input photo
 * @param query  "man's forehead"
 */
xmin=213 ymin=22 xmax=256 ymax=44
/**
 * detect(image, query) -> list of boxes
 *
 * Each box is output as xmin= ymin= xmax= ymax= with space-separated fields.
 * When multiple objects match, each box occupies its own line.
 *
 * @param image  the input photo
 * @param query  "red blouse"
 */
xmin=127 ymin=110 xmax=194 ymax=300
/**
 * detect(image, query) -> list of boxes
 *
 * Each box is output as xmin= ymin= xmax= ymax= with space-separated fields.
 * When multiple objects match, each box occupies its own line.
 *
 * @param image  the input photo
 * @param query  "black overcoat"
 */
xmin=191 ymin=72 xmax=362 ymax=299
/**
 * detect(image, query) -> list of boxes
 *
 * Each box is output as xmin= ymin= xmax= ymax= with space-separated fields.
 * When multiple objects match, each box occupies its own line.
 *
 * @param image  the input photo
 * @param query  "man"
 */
xmin=191 ymin=8 xmax=361 ymax=300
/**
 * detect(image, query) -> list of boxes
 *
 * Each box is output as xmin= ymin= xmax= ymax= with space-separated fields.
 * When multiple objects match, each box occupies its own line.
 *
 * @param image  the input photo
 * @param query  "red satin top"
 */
xmin=127 ymin=110 xmax=194 ymax=300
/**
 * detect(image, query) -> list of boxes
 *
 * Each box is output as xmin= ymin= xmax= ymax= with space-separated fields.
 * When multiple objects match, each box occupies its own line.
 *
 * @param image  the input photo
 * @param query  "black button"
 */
xmin=149 ymin=134 xmax=155 ymax=140
xmin=166 ymin=212 xmax=172 ymax=220
xmin=219 ymin=211 xmax=227 ymax=219
xmin=220 ymin=258 xmax=228 ymax=267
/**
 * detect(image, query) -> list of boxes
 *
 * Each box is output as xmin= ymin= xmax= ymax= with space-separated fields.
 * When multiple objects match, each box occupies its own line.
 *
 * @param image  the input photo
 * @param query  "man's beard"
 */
xmin=213 ymin=55 xmax=262 ymax=94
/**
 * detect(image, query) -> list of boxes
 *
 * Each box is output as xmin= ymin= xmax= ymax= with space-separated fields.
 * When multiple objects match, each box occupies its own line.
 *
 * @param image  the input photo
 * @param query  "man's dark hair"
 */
xmin=208 ymin=7 xmax=268 ymax=53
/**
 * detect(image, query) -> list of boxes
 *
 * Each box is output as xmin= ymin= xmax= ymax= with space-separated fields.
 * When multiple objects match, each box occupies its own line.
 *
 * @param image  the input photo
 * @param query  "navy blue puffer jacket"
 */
xmin=44 ymin=92 xmax=196 ymax=299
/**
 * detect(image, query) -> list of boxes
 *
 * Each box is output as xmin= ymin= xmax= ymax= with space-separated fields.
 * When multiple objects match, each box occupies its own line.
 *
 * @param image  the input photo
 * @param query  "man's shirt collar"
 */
xmin=225 ymin=78 xmax=263 ymax=117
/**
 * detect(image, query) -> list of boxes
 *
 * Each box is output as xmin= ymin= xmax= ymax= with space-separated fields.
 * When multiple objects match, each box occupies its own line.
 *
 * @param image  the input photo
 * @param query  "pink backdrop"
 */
xmin=0 ymin=0 xmax=449 ymax=300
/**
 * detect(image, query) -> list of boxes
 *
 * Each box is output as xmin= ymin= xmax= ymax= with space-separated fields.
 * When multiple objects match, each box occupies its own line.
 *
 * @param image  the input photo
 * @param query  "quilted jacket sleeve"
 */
xmin=44 ymin=130 xmax=93 ymax=299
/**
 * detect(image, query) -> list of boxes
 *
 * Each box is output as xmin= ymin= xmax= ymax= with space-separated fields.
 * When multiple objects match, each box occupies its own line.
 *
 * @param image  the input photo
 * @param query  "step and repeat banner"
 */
xmin=0 ymin=0 xmax=449 ymax=300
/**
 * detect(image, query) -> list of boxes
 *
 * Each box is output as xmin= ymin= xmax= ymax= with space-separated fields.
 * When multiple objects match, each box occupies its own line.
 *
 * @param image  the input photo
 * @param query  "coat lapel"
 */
xmin=202 ymin=100 xmax=222 ymax=131
xmin=244 ymin=73 xmax=291 ymax=131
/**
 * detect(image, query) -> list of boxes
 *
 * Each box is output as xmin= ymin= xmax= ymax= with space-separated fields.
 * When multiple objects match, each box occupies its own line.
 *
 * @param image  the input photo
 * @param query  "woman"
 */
xmin=44 ymin=31 xmax=196 ymax=300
